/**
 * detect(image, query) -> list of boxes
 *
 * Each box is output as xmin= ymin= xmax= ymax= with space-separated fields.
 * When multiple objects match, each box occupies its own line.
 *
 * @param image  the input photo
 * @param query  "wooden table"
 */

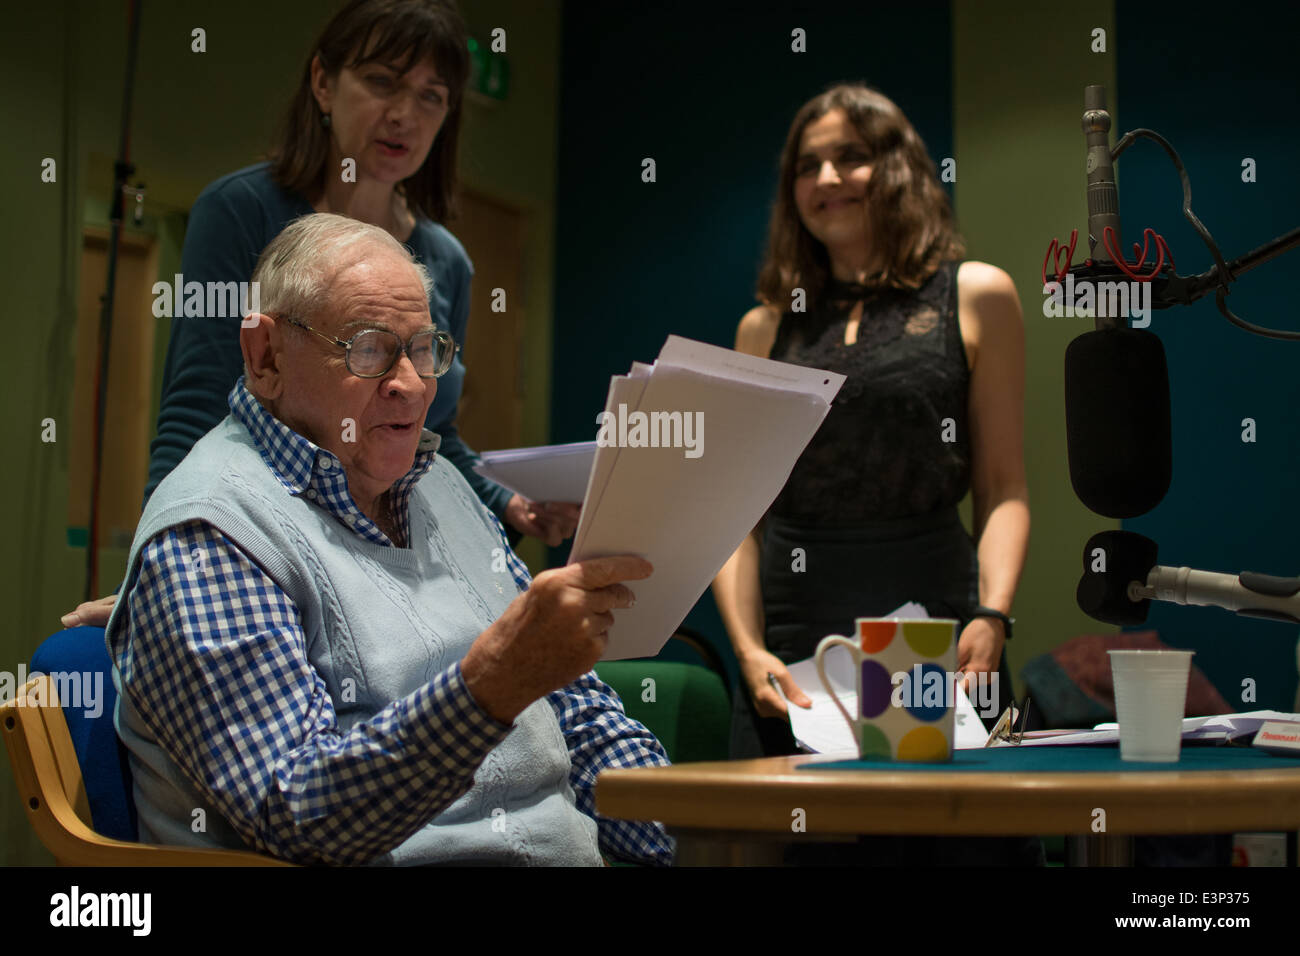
xmin=596 ymin=752 xmax=1300 ymax=865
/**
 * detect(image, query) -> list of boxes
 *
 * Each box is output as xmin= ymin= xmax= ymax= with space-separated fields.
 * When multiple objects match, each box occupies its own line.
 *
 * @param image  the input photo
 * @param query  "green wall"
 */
xmin=1 ymin=0 xmax=78 ymax=869
xmin=0 ymin=0 xmax=560 ymax=865
xmin=952 ymin=0 xmax=1120 ymax=681
xmin=454 ymin=0 xmax=562 ymax=571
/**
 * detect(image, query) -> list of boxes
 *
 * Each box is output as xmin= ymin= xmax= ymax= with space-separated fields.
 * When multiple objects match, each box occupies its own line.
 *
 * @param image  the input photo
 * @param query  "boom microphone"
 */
xmin=1062 ymin=86 xmax=1174 ymax=519
xmin=1064 ymin=328 xmax=1172 ymax=518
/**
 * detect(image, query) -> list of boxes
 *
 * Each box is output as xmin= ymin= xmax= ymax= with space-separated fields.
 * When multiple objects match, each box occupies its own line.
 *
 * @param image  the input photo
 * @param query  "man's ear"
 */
xmin=309 ymin=54 xmax=334 ymax=117
xmin=241 ymin=314 xmax=284 ymax=402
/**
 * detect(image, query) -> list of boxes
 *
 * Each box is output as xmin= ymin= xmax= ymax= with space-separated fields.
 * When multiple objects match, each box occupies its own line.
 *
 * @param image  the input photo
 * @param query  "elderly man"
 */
xmin=105 ymin=213 xmax=671 ymax=866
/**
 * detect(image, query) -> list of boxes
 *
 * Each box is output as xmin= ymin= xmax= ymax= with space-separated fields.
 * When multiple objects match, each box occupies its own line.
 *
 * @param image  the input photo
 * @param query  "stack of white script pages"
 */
xmin=571 ymin=335 xmax=844 ymax=660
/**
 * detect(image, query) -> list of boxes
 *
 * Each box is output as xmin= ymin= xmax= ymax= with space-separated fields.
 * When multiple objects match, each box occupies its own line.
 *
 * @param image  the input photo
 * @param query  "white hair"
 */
xmin=250 ymin=212 xmax=434 ymax=322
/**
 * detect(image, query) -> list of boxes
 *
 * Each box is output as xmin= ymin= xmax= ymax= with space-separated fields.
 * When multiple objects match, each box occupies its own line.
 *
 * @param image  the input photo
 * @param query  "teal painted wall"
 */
xmin=551 ymin=0 xmax=957 ymax=688
xmin=1118 ymin=1 xmax=1300 ymax=710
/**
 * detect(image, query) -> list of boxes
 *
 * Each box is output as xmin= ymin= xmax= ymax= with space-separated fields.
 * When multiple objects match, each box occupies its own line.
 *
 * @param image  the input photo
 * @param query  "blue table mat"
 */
xmin=800 ymin=744 xmax=1300 ymax=772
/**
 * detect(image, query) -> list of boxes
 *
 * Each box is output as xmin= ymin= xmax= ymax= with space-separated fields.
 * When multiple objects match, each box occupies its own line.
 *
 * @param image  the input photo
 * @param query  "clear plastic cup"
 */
xmin=1108 ymin=649 xmax=1194 ymax=762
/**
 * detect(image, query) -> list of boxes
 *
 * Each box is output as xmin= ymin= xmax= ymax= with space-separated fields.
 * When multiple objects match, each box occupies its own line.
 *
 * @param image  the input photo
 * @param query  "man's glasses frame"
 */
xmin=280 ymin=315 xmax=457 ymax=379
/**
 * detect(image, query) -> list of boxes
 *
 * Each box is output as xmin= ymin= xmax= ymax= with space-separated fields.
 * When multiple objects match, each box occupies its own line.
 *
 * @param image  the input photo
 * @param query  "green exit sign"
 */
xmin=468 ymin=36 xmax=509 ymax=101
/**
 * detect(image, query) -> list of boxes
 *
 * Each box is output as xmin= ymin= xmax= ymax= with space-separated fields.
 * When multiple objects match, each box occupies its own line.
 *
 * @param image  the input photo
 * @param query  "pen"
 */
xmin=766 ymin=672 xmax=783 ymax=697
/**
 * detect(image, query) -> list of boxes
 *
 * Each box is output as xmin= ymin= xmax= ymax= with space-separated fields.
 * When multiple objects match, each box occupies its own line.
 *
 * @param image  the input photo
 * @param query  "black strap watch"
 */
xmin=971 ymin=606 xmax=1014 ymax=640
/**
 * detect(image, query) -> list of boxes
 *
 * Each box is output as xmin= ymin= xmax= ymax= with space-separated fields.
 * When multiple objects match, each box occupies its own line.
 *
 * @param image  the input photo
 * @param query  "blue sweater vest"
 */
xmin=109 ymin=415 xmax=601 ymax=865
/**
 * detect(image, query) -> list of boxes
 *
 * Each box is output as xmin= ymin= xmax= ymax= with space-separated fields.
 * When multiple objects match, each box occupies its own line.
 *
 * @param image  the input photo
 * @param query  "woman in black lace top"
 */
xmin=713 ymin=85 xmax=1030 ymax=765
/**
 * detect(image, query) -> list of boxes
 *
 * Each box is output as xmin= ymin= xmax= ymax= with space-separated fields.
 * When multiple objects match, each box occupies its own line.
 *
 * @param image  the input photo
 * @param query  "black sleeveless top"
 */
xmin=768 ymin=260 xmax=971 ymax=524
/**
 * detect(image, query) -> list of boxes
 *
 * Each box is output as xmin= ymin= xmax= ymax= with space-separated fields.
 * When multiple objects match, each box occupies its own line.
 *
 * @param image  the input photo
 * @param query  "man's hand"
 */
xmin=503 ymin=494 xmax=581 ymax=547
xmin=462 ymin=555 xmax=652 ymax=723
xmin=61 ymin=595 xmax=118 ymax=629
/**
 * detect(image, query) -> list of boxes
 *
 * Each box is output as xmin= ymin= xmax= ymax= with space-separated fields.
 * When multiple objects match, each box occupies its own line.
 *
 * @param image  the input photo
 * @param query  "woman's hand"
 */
xmin=956 ymin=616 xmax=1005 ymax=691
xmin=503 ymin=495 xmax=581 ymax=547
xmin=739 ymin=648 xmax=812 ymax=719
xmin=60 ymin=595 xmax=118 ymax=629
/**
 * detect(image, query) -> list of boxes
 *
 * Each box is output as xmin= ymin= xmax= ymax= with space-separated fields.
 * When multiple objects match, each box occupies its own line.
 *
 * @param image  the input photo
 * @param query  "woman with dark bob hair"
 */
xmin=62 ymin=0 xmax=574 ymax=628
xmin=712 ymin=86 xmax=1033 ymax=861
xmin=147 ymin=0 xmax=576 ymax=541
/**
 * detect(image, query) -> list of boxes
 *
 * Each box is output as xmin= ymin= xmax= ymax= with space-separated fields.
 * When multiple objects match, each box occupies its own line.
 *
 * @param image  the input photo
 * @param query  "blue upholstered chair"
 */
xmin=2 ymin=626 xmax=285 ymax=865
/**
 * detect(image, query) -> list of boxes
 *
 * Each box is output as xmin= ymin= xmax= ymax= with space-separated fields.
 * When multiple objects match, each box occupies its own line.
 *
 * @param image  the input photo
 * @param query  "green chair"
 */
xmin=594 ymin=628 xmax=731 ymax=764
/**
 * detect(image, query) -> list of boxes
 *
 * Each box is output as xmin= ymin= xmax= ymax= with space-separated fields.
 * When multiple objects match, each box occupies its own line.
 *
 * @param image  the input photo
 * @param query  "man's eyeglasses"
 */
xmin=281 ymin=316 xmax=457 ymax=379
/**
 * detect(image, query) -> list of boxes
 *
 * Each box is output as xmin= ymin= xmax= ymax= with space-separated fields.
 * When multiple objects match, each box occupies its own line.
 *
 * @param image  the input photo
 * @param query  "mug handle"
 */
xmin=815 ymin=635 xmax=860 ymax=735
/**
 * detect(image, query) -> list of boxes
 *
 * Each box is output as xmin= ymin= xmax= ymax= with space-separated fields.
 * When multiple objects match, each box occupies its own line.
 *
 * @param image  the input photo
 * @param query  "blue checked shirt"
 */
xmin=111 ymin=379 xmax=673 ymax=866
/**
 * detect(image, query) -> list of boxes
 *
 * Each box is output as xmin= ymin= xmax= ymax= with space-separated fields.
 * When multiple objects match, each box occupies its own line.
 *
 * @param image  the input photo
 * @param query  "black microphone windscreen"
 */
xmin=1077 ymin=529 xmax=1157 ymax=626
xmin=1064 ymin=328 xmax=1172 ymax=518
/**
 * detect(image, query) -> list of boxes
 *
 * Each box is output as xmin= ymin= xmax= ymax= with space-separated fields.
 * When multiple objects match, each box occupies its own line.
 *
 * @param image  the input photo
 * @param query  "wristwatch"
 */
xmin=971 ymin=606 xmax=1014 ymax=640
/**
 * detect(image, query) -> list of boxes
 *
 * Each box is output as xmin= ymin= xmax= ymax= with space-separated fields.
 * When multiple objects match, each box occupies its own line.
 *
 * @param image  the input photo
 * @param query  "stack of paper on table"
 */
xmin=472 ymin=441 xmax=596 ymax=503
xmin=571 ymin=335 xmax=844 ymax=660
xmin=782 ymin=603 xmax=993 ymax=754
xmin=991 ymin=710 xmax=1300 ymax=747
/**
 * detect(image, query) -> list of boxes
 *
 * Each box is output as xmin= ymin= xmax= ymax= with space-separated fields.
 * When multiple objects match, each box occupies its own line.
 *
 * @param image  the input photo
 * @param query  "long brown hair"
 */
xmin=756 ymin=85 xmax=965 ymax=308
xmin=268 ymin=0 xmax=470 ymax=223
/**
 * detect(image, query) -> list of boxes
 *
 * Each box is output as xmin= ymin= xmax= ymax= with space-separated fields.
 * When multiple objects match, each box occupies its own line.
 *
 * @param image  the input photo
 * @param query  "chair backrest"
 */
xmin=3 ymin=669 xmax=290 ymax=866
xmin=29 ymin=626 xmax=136 ymax=840
xmin=594 ymin=632 xmax=732 ymax=764
xmin=665 ymin=626 xmax=733 ymax=701
xmin=3 ymin=672 xmax=129 ymax=865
